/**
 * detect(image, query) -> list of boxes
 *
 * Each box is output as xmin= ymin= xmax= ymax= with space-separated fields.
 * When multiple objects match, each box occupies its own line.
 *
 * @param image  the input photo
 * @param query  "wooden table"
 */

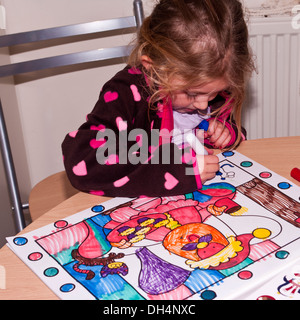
xmin=0 ymin=136 xmax=299 ymax=300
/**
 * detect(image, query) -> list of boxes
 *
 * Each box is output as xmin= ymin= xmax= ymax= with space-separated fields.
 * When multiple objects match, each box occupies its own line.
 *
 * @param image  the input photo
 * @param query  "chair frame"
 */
xmin=0 ymin=0 xmax=144 ymax=232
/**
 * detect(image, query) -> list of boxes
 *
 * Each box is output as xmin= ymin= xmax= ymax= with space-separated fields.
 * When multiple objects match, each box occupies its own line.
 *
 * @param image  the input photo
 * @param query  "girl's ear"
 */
xmin=141 ymin=55 xmax=153 ymax=70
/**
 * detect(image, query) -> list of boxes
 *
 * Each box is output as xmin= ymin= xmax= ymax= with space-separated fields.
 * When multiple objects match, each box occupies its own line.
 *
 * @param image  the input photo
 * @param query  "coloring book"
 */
xmin=6 ymin=151 xmax=300 ymax=300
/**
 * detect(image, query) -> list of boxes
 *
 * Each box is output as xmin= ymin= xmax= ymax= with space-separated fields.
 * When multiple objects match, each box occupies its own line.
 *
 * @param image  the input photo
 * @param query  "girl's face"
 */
xmin=171 ymin=78 xmax=229 ymax=115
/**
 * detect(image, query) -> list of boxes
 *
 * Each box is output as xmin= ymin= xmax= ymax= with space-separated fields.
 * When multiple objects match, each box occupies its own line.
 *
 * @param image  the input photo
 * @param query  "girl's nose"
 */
xmin=194 ymin=100 xmax=208 ymax=111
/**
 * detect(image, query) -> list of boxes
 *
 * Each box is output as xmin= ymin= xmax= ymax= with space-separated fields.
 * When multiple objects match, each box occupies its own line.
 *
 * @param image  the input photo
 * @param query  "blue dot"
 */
xmin=60 ymin=283 xmax=75 ymax=293
xmin=222 ymin=151 xmax=234 ymax=157
xmin=278 ymin=182 xmax=291 ymax=190
xmin=201 ymin=290 xmax=216 ymax=300
xmin=92 ymin=205 xmax=105 ymax=213
xmin=13 ymin=237 xmax=28 ymax=246
xmin=275 ymin=251 xmax=289 ymax=259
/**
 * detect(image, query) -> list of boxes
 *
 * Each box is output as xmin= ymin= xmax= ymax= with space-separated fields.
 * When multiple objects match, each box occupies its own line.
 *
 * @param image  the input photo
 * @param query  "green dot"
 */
xmin=275 ymin=251 xmax=289 ymax=259
xmin=241 ymin=161 xmax=253 ymax=168
xmin=44 ymin=267 xmax=59 ymax=277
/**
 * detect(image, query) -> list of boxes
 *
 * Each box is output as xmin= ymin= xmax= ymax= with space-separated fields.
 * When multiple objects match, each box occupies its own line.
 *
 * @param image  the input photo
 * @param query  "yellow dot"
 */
xmin=140 ymin=219 xmax=155 ymax=227
xmin=135 ymin=227 xmax=151 ymax=235
xmin=129 ymin=234 xmax=145 ymax=243
xmin=252 ymin=228 xmax=271 ymax=239
xmin=108 ymin=262 xmax=122 ymax=269
xmin=120 ymin=227 xmax=135 ymax=236
xmin=197 ymin=242 xmax=208 ymax=249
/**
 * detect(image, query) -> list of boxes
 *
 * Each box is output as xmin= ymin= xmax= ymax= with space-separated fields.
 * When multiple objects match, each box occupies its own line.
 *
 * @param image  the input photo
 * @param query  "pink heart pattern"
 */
xmin=128 ymin=67 xmax=142 ymax=75
xmin=182 ymin=149 xmax=193 ymax=164
xmin=90 ymin=138 xmax=106 ymax=149
xmin=164 ymin=172 xmax=179 ymax=190
xmin=90 ymin=124 xmax=105 ymax=131
xmin=73 ymin=160 xmax=87 ymax=176
xmin=149 ymin=145 xmax=158 ymax=154
xmin=116 ymin=117 xmax=128 ymax=131
xmin=104 ymin=91 xmax=118 ymax=103
xmin=105 ymin=154 xmax=119 ymax=165
xmin=130 ymin=84 xmax=141 ymax=102
xmin=89 ymin=190 xmax=105 ymax=196
xmin=114 ymin=176 xmax=130 ymax=188
xmin=136 ymin=134 xmax=143 ymax=147
xmin=69 ymin=130 xmax=78 ymax=138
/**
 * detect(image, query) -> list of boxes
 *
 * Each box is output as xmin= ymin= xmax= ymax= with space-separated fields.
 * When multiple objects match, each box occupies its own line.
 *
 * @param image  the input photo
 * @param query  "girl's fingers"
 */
xmin=207 ymin=121 xmax=231 ymax=149
xmin=197 ymin=154 xmax=220 ymax=184
xmin=220 ymin=134 xmax=232 ymax=149
xmin=205 ymin=147 xmax=214 ymax=155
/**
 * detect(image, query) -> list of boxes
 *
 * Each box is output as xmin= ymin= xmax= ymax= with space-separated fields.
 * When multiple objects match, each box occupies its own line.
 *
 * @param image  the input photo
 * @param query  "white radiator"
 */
xmin=242 ymin=16 xmax=300 ymax=139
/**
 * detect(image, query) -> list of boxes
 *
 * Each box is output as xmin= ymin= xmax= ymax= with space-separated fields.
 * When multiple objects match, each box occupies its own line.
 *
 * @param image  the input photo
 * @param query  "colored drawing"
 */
xmin=6 ymin=151 xmax=300 ymax=300
xmin=242 ymin=243 xmax=300 ymax=300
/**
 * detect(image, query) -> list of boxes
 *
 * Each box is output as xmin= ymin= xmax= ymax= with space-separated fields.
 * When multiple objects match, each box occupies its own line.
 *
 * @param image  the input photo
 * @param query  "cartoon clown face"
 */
xmin=163 ymin=222 xmax=271 ymax=270
xmin=163 ymin=223 xmax=229 ymax=262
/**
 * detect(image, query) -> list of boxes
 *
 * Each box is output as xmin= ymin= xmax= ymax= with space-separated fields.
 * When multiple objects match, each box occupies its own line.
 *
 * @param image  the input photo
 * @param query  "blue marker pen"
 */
xmin=198 ymin=119 xmax=209 ymax=132
xmin=186 ymin=119 xmax=209 ymax=156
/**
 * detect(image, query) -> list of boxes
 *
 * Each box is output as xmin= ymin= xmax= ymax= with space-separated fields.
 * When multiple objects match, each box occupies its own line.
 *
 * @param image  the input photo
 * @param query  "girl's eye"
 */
xmin=185 ymin=92 xmax=199 ymax=99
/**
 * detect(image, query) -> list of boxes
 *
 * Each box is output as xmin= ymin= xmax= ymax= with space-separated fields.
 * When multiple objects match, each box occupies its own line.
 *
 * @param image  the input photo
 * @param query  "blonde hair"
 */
xmin=128 ymin=0 xmax=255 ymax=149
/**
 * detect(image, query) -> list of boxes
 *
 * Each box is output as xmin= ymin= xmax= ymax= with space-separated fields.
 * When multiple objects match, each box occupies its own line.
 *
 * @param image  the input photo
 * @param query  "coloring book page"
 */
xmin=6 ymin=151 xmax=300 ymax=300
xmin=243 ymin=256 xmax=300 ymax=300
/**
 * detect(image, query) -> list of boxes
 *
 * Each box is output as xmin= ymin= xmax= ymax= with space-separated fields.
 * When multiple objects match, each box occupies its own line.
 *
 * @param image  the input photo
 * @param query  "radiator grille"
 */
xmin=242 ymin=16 xmax=300 ymax=139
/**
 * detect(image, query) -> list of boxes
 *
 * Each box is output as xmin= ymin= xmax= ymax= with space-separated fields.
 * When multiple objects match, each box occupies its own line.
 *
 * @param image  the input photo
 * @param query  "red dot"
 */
xmin=28 ymin=252 xmax=43 ymax=261
xmin=54 ymin=220 xmax=68 ymax=228
xmin=257 ymin=295 xmax=275 ymax=300
xmin=238 ymin=270 xmax=253 ymax=280
xmin=259 ymin=172 xmax=272 ymax=179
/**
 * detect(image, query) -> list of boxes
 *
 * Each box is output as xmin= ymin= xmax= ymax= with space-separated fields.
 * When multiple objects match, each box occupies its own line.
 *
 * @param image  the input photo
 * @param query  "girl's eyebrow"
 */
xmin=185 ymin=90 xmax=206 ymax=95
xmin=186 ymin=86 xmax=229 ymax=96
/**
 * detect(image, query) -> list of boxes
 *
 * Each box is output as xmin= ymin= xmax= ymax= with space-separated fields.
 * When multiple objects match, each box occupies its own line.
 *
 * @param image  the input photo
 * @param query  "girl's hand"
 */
xmin=196 ymin=153 xmax=219 ymax=184
xmin=205 ymin=120 xmax=232 ymax=149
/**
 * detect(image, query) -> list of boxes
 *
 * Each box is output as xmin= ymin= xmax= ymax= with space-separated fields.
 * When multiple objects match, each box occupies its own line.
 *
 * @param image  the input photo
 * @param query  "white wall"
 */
xmin=0 ymin=0 xmax=154 ymax=243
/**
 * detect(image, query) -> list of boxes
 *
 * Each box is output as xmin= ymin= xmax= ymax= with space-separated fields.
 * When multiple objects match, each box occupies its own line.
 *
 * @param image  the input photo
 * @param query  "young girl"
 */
xmin=62 ymin=0 xmax=254 ymax=197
